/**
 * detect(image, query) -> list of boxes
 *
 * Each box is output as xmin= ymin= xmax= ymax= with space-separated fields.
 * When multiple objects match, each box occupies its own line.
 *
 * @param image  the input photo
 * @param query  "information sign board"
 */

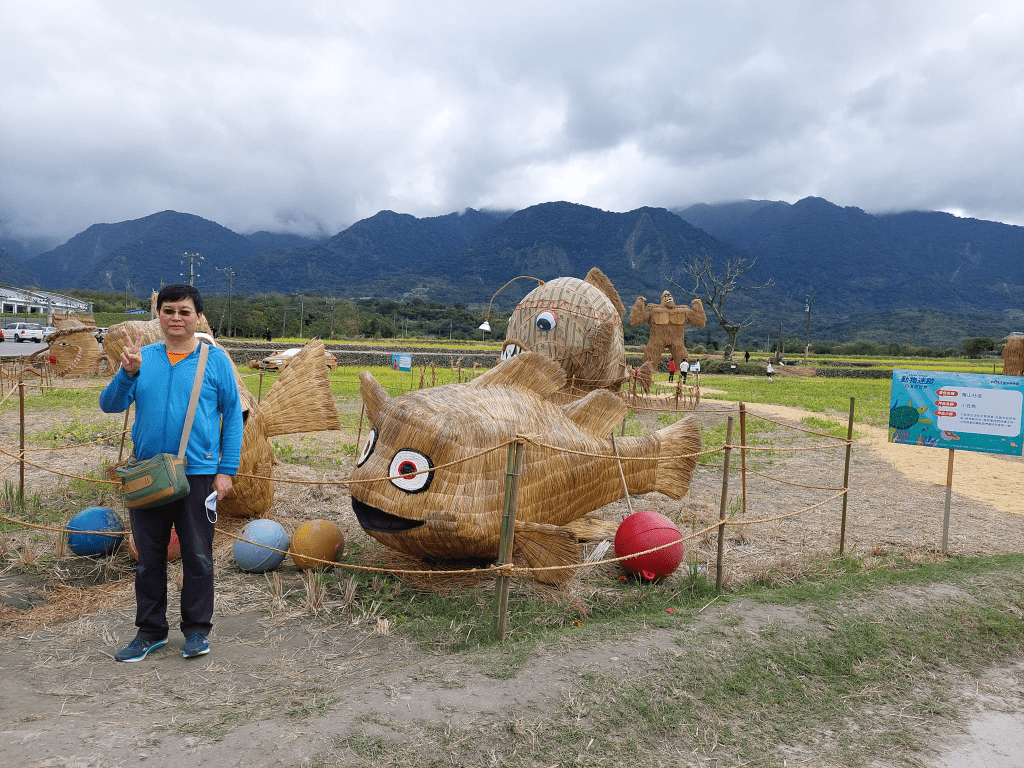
xmin=889 ymin=369 xmax=1024 ymax=456
xmin=391 ymin=353 xmax=412 ymax=372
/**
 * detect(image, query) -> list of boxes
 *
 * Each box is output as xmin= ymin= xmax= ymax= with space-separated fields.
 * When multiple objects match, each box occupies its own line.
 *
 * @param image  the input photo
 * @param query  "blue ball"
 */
xmin=233 ymin=519 xmax=290 ymax=574
xmin=67 ymin=506 xmax=125 ymax=557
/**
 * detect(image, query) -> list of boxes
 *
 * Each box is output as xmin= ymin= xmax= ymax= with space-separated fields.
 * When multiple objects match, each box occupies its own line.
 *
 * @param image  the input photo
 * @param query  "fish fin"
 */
xmin=653 ymin=415 xmax=701 ymax=499
xmin=564 ymin=516 xmax=620 ymax=542
xmin=634 ymin=361 xmax=654 ymax=393
xmin=470 ymin=351 xmax=566 ymax=396
xmin=359 ymin=370 xmax=391 ymax=423
xmin=513 ymin=521 xmax=580 ymax=586
xmin=584 ymin=267 xmax=626 ymax=317
xmin=560 ymin=390 xmax=628 ymax=436
xmin=260 ymin=340 xmax=341 ymax=436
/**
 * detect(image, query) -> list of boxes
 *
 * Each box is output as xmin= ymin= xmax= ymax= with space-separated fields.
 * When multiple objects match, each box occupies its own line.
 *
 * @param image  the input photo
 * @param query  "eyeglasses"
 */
xmin=160 ymin=308 xmax=195 ymax=317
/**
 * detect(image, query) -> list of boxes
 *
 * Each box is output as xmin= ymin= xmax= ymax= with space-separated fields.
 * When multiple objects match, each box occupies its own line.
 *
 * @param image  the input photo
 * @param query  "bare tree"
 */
xmin=669 ymin=253 xmax=774 ymax=360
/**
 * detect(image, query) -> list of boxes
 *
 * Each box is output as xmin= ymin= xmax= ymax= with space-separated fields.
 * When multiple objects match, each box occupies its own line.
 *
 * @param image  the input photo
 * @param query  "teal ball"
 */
xmin=233 ymin=519 xmax=289 ymax=573
xmin=67 ymin=506 xmax=125 ymax=557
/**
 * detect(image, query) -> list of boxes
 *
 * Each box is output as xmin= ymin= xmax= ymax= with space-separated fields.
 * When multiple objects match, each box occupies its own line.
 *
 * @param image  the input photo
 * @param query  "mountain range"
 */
xmin=3 ymin=197 xmax=1023 ymax=346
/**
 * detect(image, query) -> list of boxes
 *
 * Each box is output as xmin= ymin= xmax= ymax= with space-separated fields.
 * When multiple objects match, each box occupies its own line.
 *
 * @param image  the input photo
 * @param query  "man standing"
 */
xmin=101 ymin=285 xmax=243 ymax=662
xmin=668 ymin=359 xmax=675 ymax=382
xmin=680 ymin=358 xmax=690 ymax=383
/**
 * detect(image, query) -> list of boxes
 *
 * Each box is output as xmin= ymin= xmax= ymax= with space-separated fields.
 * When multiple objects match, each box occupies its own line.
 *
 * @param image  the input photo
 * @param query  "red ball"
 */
xmin=614 ymin=510 xmax=684 ymax=580
xmin=127 ymin=528 xmax=181 ymax=562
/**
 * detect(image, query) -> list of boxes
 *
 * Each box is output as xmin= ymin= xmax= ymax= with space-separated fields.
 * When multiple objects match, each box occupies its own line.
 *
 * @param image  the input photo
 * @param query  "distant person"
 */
xmin=668 ymin=359 xmax=675 ymax=382
xmin=680 ymin=358 xmax=690 ymax=383
xmin=691 ymin=359 xmax=700 ymax=376
xmin=766 ymin=361 xmax=775 ymax=382
xmin=264 ymin=328 xmax=272 ymax=342
xmin=744 ymin=350 xmax=750 ymax=363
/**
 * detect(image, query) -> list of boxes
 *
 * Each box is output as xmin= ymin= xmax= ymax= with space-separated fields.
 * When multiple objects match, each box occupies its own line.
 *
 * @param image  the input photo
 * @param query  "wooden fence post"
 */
xmin=739 ymin=402 xmax=747 ymax=517
xmin=492 ymin=440 xmax=525 ymax=640
xmin=839 ymin=397 xmax=855 ymax=555
xmin=716 ymin=416 xmax=734 ymax=591
xmin=19 ymin=372 xmax=26 ymax=502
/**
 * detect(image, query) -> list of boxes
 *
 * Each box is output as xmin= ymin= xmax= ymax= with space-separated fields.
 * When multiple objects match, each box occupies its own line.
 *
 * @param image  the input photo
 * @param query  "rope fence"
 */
xmin=2 ymin=364 xmax=871 ymax=638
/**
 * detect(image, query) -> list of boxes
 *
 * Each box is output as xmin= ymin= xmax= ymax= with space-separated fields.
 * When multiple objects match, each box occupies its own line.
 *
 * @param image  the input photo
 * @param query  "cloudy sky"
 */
xmin=2 ymin=0 xmax=1022 ymax=245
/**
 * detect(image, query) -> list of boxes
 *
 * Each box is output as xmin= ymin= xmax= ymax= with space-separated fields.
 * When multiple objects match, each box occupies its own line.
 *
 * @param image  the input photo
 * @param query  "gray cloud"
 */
xmin=2 ymin=0 xmax=1022 ymax=244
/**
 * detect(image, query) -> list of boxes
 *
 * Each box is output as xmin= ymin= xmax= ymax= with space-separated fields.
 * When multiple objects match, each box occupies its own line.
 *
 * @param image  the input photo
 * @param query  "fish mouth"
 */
xmin=501 ymin=340 xmax=528 ymax=360
xmin=351 ymin=497 xmax=425 ymax=533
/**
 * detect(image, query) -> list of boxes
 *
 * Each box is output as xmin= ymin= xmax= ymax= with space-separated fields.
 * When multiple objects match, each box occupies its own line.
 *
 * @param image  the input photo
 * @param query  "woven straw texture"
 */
xmin=629 ymin=290 xmax=707 ymax=391
xmin=1004 ymin=335 xmax=1024 ymax=377
xmin=350 ymin=352 xmax=700 ymax=566
xmin=501 ymin=268 xmax=628 ymax=394
xmin=36 ymin=327 xmax=105 ymax=376
xmin=219 ymin=339 xmax=341 ymax=518
xmin=102 ymin=317 xmax=213 ymax=371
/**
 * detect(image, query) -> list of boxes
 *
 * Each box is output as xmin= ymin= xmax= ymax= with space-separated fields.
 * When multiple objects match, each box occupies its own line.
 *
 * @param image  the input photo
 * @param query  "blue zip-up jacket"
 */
xmin=100 ymin=341 xmax=243 ymax=476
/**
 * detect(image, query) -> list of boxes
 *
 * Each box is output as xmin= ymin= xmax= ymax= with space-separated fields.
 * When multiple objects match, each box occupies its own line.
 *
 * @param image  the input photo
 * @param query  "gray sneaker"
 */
xmin=182 ymin=633 xmax=210 ymax=658
xmin=115 ymin=635 xmax=168 ymax=663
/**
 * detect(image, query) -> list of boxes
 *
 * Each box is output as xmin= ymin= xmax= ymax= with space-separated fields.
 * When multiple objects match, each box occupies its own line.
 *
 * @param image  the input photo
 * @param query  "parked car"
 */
xmin=0 ymin=327 xmax=4 ymax=341
xmin=260 ymin=347 xmax=338 ymax=371
xmin=4 ymin=322 xmax=46 ymax=342
xmin=43 ymin=326 xmax=58 ymax=339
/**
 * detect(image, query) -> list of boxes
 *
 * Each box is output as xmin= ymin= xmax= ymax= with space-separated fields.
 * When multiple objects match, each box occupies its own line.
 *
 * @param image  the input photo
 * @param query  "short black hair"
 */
xmin=157 ymin=284 xmax=203 ymax=314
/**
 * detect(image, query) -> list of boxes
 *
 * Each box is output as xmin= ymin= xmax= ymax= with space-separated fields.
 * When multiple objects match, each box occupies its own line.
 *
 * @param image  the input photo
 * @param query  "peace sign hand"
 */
xmin=120 ymin=329 xmax=144 ymax=375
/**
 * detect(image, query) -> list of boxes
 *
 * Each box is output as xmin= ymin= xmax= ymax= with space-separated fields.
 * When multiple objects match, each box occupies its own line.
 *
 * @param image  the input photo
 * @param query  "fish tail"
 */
xmin=633 ymin=361 xmax=654 ymax=393
xmin=653 ymin=415 xmax=701 ymax=499
xmin=259 ymin=340 xmax=340 ymax=437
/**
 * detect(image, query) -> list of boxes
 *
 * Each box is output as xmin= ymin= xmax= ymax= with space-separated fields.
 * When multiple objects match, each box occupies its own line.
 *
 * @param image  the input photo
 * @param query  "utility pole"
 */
xmin=181 ymin=252 xmax=204 ymax=286
xmin=216 ymin=267 xmax=235 ymax=337
xmin=124 ymin=281 xmax=133 ymax=311
xmin=328 ymin=299 xmax=336 ymax=339
xmin=805 ymin=292 xmax=813 ymax=362
xmin=296 ymin=294 xmax=304 ymax=339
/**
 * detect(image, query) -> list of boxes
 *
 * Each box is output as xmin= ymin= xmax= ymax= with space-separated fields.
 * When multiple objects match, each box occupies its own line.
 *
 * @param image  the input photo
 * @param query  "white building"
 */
xmin=1 ymin=287 xmax=91 ymax=317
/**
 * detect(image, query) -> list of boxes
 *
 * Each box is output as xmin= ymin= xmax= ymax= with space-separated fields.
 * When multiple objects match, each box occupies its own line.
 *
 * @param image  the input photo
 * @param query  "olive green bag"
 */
xmin=115 ymin=344 xmax=209 ymax=510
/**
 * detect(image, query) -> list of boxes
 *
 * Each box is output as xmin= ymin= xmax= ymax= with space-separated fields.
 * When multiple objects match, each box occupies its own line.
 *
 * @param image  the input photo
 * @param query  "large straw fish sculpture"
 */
xmin=500 ymin=268 xmax=652 ymax=396
xmin=104 ymin=322 xmax=339 ymax=517
xmin=350 ymin=351 xmax=700 ymax=583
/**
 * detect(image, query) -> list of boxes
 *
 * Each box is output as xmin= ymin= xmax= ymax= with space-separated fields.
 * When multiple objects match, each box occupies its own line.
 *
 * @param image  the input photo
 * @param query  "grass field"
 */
xmin=3 ymin=355 xmax=1022 ymax=765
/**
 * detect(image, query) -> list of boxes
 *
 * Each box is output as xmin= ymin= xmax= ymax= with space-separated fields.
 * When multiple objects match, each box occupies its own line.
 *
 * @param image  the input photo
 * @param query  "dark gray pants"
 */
xmin=130 ymin=475 xmax=215 ymax=641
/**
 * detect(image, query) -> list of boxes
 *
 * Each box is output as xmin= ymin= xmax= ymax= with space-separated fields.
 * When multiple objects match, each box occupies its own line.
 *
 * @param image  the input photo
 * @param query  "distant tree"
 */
xmin=670 ymin=253 xmax=774 ymax=360
xmin=962 ymin=337 xmax=995 ymax=358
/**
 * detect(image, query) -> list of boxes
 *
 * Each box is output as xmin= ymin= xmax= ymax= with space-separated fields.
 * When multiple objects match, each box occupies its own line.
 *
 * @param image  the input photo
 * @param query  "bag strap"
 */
xmin=177 ymin=342 xmax=210 ymax=460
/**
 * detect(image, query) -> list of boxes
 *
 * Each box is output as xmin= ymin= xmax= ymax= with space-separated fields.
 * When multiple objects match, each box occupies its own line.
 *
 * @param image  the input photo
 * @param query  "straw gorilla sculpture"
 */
xmin=630 ymin=290 xmax=707 ymax=386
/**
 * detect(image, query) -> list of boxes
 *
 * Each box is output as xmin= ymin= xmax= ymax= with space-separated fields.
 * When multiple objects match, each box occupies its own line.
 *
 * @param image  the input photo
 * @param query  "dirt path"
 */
xmin=2 ymin=394 xmax=1023 ymax=767
xmin=741 ymin=402 xmax=1024 ymax=517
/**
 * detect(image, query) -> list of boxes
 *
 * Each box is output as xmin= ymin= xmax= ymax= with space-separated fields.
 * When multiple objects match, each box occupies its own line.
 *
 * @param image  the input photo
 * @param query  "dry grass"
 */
xmin=3 ymin=372 xmax=1024 ymax=645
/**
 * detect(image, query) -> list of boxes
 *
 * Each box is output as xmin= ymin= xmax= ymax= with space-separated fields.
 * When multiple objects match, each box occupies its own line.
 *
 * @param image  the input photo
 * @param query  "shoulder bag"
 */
xmin=115 ymin=343 xmax=209 ymax=509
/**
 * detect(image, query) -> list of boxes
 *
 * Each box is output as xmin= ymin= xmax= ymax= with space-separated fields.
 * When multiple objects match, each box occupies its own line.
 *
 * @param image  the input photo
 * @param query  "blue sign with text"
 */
xmin=889 ymin=369 xmax=1024 ymax=456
